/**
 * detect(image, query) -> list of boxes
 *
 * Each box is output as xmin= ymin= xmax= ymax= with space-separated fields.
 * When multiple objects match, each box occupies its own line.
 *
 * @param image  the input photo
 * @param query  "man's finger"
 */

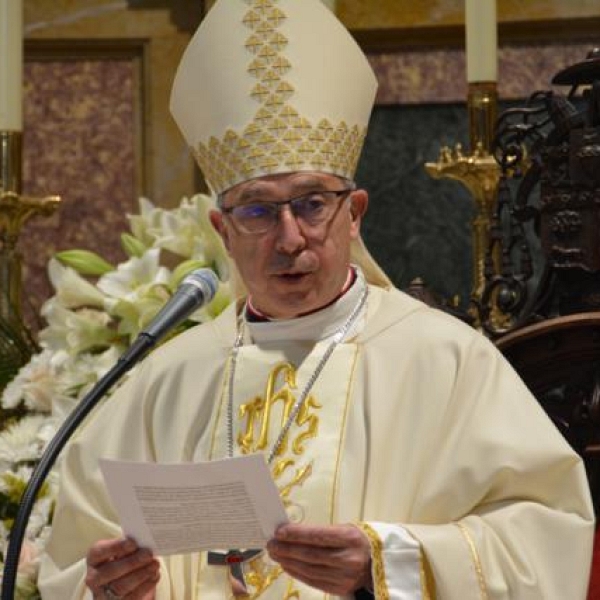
xmin=87 ymin=538 xmax=138 ymax=567
xmin=269 ymin=539 xmax=332 ymax=565
xmin=271 ymin=554 xmax=367 ymax=596
xmin=100 ymin=557 xmax=159 ymax=598
xmin=94 ymin=549 xmax=157 ymax=586
xmin=274 ymin=523 xmax=366 ymax=547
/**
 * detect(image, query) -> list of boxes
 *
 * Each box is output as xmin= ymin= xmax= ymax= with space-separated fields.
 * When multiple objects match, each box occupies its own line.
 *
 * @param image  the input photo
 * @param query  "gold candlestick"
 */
xmin=0 ymin=130 xmax=61 ymax=391
xmin=425 ymin=81 xmax=502 ymax=326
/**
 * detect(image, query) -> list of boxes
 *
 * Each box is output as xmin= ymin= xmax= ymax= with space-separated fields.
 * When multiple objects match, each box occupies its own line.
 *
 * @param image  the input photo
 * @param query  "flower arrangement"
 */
xmin=0 ymin=194 xmax=231 ymax=598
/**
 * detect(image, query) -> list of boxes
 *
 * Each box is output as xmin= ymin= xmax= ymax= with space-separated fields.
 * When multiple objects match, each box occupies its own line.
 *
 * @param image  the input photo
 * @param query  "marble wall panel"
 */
xmin=356 ymin=103 xmax=475 ymax=305
xmin=19 ymin=59 xmax=137 ymax=331
xmin=370 ymin=41 xmax=597 ymax=104
xmin=338 ymin=0 xmax=600 ymax=29
xmin=25 ymin=0 xmax=198 ymax=207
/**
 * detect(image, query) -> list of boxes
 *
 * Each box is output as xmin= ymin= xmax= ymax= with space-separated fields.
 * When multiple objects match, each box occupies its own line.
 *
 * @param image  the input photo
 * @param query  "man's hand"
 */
xmin=266 ymin=523 xmax=372 ymax=595
xmin=85 ymin=537 xmax=160 ymax=599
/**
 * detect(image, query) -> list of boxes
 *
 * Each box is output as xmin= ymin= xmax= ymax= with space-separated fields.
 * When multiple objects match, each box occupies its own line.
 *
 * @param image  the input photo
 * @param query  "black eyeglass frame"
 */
xmin=219 ymin=186 xmax=357 ymax=235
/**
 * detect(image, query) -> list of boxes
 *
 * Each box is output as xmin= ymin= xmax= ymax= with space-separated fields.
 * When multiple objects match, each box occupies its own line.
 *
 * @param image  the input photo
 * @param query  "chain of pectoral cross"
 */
xmin=207 ymin=284 xmax=369 ymax=596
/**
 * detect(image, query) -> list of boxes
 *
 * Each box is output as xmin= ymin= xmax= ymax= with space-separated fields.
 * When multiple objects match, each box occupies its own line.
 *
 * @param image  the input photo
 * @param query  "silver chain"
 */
xmin=226 ymin=285 xmax=369 ymax=463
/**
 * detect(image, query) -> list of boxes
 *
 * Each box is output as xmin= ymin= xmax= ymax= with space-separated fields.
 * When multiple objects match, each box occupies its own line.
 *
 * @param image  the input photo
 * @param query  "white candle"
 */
xmin=465 ymin=0 xmax=498 ymax=83
xmin=0 ymin=0 xmax=23 ymax=130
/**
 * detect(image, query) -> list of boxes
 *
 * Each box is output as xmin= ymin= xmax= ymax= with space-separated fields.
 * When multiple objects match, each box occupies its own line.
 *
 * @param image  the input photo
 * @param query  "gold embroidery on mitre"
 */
xmin=245 ymin=34 xmax=263 ymax=54
xmin=191 ymin=0 xmax=368 ymax=193
xmin=248 ymin=57 xmax=268 ymax=78
xmin=236 ymin=360 xmax=320 ymax=598
xmin=242 ymin=10 xmax=262 ymax=30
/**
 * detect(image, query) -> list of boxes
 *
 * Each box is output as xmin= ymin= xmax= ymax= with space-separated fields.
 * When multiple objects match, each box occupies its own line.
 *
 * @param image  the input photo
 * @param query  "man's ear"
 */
xmin=349 ymin=189 xmax=368 ymax=237
xmin=209 ymin=209 xmax=232 ymax=253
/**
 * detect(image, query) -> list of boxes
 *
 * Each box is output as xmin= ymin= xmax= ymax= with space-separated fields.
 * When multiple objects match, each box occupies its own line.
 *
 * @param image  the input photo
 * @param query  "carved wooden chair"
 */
xmin=484 ymin=49 xmax=600 ymax=598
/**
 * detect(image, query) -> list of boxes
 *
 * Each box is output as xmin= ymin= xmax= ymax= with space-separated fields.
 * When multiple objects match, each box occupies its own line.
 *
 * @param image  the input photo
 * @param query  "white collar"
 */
xmin=244 ymin=267 xmax=367 ymax=344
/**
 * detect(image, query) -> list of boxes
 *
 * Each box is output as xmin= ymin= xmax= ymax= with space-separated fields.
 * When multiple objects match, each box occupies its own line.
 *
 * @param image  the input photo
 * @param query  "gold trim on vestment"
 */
xmin=419 ymin=548 xmax=437 ymax=600
xmin=455 ymin=522 xmax=489 ymax=600
xmin=355 ymin=522 xmax=389 ymax=600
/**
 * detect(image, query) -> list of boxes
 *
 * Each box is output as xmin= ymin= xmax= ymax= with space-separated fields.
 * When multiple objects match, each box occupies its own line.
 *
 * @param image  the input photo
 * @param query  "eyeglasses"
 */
xmin=220 ymin=188 xmax=355 ymax=235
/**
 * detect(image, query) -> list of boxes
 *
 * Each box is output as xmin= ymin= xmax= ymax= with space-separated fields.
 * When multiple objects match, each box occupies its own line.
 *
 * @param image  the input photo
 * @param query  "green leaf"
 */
xmin=120 ymin=233 xmax=147 ymax=258
xmin=206 ymin=284 xmax=230 ymax=318
xmin=169 ymin=259 xmax=209 ymax=290
xmin=55 ymin=250 xmax=114 ymax=276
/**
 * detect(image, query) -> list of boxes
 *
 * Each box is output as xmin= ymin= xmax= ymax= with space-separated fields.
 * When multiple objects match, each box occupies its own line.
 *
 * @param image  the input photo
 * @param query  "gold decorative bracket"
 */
xmin=425 ymin=142 xmax=499 ymax=301
xmin=0 ymin=131 xmax=61 ymax=316
xmin=0 ymin=130 xmax=61 ymax=391
xmin=0 ymin=190 xmax=61 ymax=245
xmin=425 ymin=82 xmax=501 ymax=325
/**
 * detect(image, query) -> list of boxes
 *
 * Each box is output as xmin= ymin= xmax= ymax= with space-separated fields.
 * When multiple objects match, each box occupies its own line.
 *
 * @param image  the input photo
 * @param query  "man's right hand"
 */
xmin=85 ymin=537 xmax=160 ymax=599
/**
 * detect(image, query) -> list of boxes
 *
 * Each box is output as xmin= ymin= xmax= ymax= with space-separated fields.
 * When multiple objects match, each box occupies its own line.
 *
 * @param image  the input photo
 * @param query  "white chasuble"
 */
xmin=195 ymin=340 xmax=359 ymax=599
xmin=38 ymin=283 xmax=594 ymax=600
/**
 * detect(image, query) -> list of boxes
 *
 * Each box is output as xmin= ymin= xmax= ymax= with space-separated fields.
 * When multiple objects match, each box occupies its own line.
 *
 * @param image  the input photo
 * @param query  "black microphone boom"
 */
xmin=119 ymin=268 xmax=219 ymax=367
xmin=1 ymin=268 xmax=218 ymax=600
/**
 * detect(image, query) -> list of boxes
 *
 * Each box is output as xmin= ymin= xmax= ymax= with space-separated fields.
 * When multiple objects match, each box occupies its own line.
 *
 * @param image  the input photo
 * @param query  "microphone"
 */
xmin=1 ymin=267 xmax=219 ymax=600
xmin=119 ymin=267 xmax=219 ymax=367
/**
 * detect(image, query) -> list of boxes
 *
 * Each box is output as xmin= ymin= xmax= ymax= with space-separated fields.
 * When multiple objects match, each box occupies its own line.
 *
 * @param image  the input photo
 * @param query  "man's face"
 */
xmin=210 ymin=172 xmax=368 ymax=319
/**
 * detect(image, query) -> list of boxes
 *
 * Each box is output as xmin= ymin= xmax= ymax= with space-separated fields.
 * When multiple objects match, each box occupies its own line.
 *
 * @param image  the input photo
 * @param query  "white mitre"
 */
xmin=170 ymin=0 xmax=392 ymax=289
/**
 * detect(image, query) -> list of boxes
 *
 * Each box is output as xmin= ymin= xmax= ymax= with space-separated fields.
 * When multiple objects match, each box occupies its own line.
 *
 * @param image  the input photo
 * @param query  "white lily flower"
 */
xmin=193 ymin=194 xmax=230 ymax=280
xmin=40 ymin=302 xmax=115 ymax=356
xmin=64 ymin=309 xmax=114 ymax=355
xmin=128 ymin=197 xmax=162 ymax=246
xmin=152 ymin=210 xmax=196 ymax=257
xmin=61 ymin=346 xmax=124 ymax=407
xmin=70 ymin=346 xmax=122 ymax=382
xmin=0 ymin=193 xmax=234 ymax=600
xmin=96 ymin=249 xmax=173 ymax=338
xmin=127 ymin=196 xmax=229 ymax=280
xmin=148 ymin=196 xmax=206 ymax=258
xmin=37 ymin=300 xmax=71 ymax=353
xmin=97 ymin=248 xmax=170 ymax=302
xmin=47 ymin=259 xmax=106 ymax=310
xmin=110 ymin=284 xmax=171 ymax=339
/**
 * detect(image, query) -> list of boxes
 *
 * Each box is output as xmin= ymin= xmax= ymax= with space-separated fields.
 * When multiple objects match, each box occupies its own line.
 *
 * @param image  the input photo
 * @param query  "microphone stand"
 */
xmin=1 ymin=267 xmax=217 ymax=597
xmin=1 ymin=335 xmax=153 ymax=600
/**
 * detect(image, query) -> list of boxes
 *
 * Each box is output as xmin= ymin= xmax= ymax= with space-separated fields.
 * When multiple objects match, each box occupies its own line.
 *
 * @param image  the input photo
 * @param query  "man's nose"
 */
xmin=275 ymin=206 xmax=306 ymax=254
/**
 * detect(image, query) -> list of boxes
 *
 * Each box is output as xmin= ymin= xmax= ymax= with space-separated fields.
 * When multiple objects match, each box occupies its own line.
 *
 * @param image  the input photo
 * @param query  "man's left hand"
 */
xmin=266 ymin=523 xmax=372 ymax=595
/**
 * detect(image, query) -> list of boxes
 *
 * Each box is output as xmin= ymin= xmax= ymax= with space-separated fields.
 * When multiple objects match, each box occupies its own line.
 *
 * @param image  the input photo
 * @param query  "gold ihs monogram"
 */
xmin=234 ymin=362 xmax=321 ymax=598
xmin=237 ymin=362 xmax=321 ymax=460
